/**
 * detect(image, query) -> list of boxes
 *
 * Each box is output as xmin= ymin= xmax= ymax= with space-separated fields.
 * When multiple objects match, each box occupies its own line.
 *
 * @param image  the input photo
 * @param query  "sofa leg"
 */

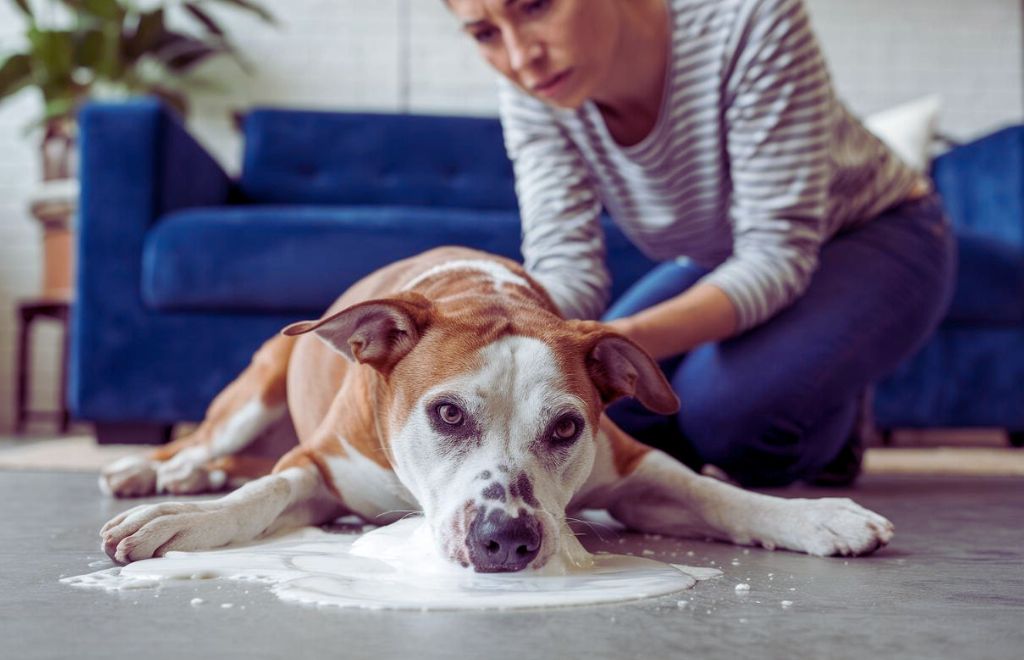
xmin=1010 ymin=432 xmax=1024 ymax=448
xmin=94 ymin=422 xmax=174 ymax=445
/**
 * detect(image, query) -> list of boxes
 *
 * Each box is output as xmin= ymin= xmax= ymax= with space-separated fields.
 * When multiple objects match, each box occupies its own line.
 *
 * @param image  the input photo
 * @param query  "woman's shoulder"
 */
xmin=668 ymin=0 xmax=807 ymax=34
xmin=668 ymin=0 xmax=750 ymax=24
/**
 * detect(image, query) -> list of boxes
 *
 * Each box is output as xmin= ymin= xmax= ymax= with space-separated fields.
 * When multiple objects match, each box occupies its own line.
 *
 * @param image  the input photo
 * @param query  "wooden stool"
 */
xmin=15 ymin=298 xmax=71 ymax=434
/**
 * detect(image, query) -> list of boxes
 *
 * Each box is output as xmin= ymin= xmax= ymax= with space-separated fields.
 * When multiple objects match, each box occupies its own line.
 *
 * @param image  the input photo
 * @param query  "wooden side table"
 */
xmin=15 ymin=298 xmax=72 ymax=434
xmin=16 ymin=174 xmax=78 ymax=435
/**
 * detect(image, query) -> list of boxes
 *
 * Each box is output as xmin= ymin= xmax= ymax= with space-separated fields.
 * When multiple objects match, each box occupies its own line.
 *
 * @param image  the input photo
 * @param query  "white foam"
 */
xmin=63 ymin=519 xmax=705 ymax=611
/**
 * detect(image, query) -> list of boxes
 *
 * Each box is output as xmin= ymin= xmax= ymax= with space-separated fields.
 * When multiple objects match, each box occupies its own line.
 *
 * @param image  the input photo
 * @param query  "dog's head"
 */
xmin=284 ymin=290 xmax=677 ymax=572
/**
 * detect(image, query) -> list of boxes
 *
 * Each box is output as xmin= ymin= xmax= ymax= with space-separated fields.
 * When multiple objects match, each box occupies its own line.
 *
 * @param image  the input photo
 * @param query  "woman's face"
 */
xmin=446 ymin=0 xmax=620 ymax=109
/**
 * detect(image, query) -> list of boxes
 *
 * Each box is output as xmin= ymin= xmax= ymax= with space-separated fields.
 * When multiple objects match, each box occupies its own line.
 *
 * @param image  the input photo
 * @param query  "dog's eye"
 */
xmin=553 ymin=418 xmax=577 ymax=439
xmin=550 ymin=414 xmax=582 ymax=445
xmin=437 ymin=403 xmax=464 ymax=426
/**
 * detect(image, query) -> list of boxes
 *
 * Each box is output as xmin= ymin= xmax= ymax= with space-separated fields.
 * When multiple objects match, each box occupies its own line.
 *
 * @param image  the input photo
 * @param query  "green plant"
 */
xmin=0 ymin=0 xmax=274 ymax=129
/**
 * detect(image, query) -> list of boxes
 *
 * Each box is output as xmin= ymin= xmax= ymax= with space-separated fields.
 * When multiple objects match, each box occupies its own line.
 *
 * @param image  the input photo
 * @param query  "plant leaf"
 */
xmin=75 ymin=29 xmax=106 ymax=70
xmin=123 ymin=9 xmax=167 ymax=64
xmin=183 ymin=3 xmax=226 ymax=36
xmin=147 ymin=31 xmax=220 ymax=67
xmin=43 ymin=96 xmax=78 ymax=122
xmin=27 ymin=29 xmax=77 ymax=90
xmin=162 ymin=41 xmax=223 ymax=72
xmin=56 ymin=0 xmax=124 ymax=21
xmin=207 ymin=0 xmax=277 ymax=25
xmin=0 ymin=54 xmax=34 ymax=100
xmin=13 ymin=0 xmax=33 ymax=18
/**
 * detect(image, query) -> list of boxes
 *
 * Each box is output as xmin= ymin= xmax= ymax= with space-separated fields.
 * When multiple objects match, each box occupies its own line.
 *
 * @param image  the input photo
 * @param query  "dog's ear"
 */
xmin=282 ymin=292 xmax=434 ymax=374
xmin=574 ymin=324 xmax=680 ymax=415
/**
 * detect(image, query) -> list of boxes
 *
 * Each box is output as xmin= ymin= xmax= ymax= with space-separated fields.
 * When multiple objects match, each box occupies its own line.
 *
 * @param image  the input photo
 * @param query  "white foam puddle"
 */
xmin=62 ymin=518 xmax=722 ymax=611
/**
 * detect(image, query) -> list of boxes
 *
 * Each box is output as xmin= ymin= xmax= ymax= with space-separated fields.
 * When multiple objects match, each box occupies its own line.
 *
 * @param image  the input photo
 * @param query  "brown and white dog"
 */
xmin=99 ymin=247 xmax=893 ymax=571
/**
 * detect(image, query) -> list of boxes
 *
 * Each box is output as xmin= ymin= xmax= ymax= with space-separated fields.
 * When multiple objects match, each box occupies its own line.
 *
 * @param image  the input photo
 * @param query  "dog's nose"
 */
xmin=467 ymin=508 xmax=542 ymax=572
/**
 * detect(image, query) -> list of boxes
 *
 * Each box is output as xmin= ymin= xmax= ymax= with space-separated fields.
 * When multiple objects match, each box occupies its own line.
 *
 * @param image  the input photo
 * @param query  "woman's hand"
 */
xmin=603 ymin=316 xmax=640 ymax=344
xmin=605 ymin=282 xmax=739 ymax=361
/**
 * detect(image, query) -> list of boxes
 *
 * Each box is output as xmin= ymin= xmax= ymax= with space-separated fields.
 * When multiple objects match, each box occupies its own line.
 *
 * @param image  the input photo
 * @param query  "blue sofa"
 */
xmin=70 ymin=99 xmax=1024 ymax=445
xmin=69 ymin=100 xmax=656 ymax=442
xmin=874 ymin=125 xmax=1024 ymax=445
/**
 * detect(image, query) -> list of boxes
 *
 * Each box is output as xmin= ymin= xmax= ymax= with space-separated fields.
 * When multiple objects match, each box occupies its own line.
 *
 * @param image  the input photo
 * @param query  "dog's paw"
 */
xmin=99 ymin=456 xmax=158 ymax=498
xmin=156 ymin=460 xmax=225 ymax=495
xmin=99 ymin=501 xmax=233 ymax=564
xmin=782 ymin=498 xmax=894 ymax=557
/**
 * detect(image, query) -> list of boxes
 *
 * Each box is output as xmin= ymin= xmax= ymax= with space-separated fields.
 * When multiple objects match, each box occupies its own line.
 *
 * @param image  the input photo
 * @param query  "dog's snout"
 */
xmin=467 ymin=508 xmax=542 ymax=572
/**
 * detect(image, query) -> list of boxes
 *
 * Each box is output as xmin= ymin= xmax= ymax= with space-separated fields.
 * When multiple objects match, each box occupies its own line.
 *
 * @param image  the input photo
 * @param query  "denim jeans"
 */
xmin=603 ymin=193 xmax=957 ymax=487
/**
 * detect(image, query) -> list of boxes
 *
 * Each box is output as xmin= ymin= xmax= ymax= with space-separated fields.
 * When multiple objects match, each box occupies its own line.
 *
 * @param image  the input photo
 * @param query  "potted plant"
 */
xmin=0 ymin=0 xmax=274 ymax=298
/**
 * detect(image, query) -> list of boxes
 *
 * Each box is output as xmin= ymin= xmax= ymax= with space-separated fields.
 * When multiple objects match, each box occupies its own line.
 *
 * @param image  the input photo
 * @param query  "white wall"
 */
xmin=806 ymin=0 xmax=1023 ymax=142
xmin=0 ymin=0 xmax=1021 ymax=432
xmin=1 ymin=6 xmax=49 ymax=435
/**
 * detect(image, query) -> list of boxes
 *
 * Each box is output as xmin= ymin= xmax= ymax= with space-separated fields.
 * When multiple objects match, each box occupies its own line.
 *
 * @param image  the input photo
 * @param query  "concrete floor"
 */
xmin=1 ymin=470 xmax=1022 ymax=660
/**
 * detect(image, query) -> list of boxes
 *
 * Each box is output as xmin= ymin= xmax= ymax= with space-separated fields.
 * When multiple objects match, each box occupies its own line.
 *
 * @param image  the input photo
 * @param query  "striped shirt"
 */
xmin=498 ymin=0 xmax=923 ymax=329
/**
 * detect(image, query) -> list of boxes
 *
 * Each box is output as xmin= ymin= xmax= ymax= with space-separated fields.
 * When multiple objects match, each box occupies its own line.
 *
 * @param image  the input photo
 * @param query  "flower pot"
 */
xmin=30 ymin=121 xmax=79 ymax=301
xmin=30 ymin=179 xmax=78 ymax=300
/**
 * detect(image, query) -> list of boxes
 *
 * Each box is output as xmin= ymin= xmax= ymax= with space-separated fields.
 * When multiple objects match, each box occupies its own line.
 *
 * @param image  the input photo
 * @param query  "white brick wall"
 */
xmin=805 ymin=0 xmax=1024 ymax=142
xmin=0 ymin=0 xmax=1021 ymax=432
xmin=0 ymin=4 xmax=46 ymax=434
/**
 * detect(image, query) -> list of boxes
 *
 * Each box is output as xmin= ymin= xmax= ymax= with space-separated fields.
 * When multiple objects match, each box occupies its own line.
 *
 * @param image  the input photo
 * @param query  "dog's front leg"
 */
xmin=100 ymin=451 xmax=343 ymax=564
xmin=591 ymin=424 xmax=894 ymax=557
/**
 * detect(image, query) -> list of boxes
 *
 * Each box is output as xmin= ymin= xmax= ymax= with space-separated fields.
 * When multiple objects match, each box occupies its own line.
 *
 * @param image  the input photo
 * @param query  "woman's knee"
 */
xmin=676 ymin=371 xmax=856 ymax=486
xmin=672 ymin=344 xmax=782 ymax=458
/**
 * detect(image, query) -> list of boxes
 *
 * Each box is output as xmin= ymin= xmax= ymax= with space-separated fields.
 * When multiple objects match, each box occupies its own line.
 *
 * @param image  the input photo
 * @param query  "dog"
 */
xmin=99 ymin=247 xmax=893 ymax=571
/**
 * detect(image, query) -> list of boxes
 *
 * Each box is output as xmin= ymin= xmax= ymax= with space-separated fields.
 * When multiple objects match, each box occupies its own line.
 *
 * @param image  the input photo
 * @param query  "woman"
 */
xmin=445 ymin=0 xmax=955 ymax=487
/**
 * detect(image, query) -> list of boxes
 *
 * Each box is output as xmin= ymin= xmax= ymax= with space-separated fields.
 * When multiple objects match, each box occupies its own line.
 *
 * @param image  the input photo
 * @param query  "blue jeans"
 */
xmin=603 ymin=194 xmax=956 ymax=487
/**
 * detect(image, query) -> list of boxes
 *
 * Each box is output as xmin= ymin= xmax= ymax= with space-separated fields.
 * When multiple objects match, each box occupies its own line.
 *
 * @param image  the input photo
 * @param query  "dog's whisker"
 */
xmin=565 ymin=516 xmax=613 ymax=542
xmin=373 ymin=509 xmax=422 ymax=521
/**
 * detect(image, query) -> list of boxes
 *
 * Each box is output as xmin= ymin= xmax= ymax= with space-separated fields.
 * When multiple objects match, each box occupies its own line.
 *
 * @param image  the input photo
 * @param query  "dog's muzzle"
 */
xmin=466 ymin=507 xmax=542 ymax=572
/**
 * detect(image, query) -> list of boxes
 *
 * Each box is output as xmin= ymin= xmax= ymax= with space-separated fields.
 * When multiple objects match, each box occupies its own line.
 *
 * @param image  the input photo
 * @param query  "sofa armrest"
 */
xmin=71 ymin=98 xmax=232 ymax=419
xmin=77 ymin=98 xmax=231 ymax=264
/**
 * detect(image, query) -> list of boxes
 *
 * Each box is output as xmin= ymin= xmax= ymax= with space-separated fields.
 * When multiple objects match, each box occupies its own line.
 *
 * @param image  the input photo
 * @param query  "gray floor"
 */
xmin=1 ymin=470 xmax=1022 ymax=660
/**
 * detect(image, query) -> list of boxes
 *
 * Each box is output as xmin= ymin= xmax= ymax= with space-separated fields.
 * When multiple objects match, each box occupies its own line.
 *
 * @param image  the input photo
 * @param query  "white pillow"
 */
xmin=864 ymin=95 xmax=942 ymax=173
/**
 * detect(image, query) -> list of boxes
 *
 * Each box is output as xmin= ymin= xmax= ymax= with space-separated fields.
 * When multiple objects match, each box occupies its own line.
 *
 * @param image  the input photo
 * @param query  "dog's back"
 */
xmin=100 ymin=247 xmax=563 ymax=497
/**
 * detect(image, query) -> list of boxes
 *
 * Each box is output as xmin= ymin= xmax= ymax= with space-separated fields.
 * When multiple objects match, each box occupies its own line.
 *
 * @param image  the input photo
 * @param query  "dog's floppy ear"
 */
xmin=282 ymin=292 xmax=434 ymax=374
xmin=574 ymin=323 xmax=680 ymax=415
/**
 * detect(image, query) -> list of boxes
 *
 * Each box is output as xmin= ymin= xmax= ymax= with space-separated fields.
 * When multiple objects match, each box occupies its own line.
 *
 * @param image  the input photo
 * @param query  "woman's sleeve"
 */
xmin=699 ymin=0 xmax=834 ymax=332
xmin=498 ymin=79 xmax=611 ymax=320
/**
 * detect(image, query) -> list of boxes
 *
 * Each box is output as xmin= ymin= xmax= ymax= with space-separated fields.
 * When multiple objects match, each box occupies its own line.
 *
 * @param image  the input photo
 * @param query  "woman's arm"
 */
xmin=607 ymin=282 xmax=737 ymax=360
xmin=616 ymin=0 xmax=836 ymax=355
xmin=499 ymin=79 xmax=611 ymax=320
xmin=699 ymin=0 xmax=834 ymax=333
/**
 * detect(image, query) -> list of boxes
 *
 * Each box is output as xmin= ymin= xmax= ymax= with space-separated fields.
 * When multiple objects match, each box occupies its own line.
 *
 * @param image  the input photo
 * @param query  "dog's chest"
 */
xmin=322 ymin=448 xmax=416 ymax=521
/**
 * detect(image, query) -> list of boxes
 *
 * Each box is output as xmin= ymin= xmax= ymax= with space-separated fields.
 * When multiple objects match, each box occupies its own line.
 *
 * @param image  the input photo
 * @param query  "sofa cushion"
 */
xmin=141 ymin=205 xmax=657 ymax=314
xmin=241 ymin=110 xmax=519 ymax=211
